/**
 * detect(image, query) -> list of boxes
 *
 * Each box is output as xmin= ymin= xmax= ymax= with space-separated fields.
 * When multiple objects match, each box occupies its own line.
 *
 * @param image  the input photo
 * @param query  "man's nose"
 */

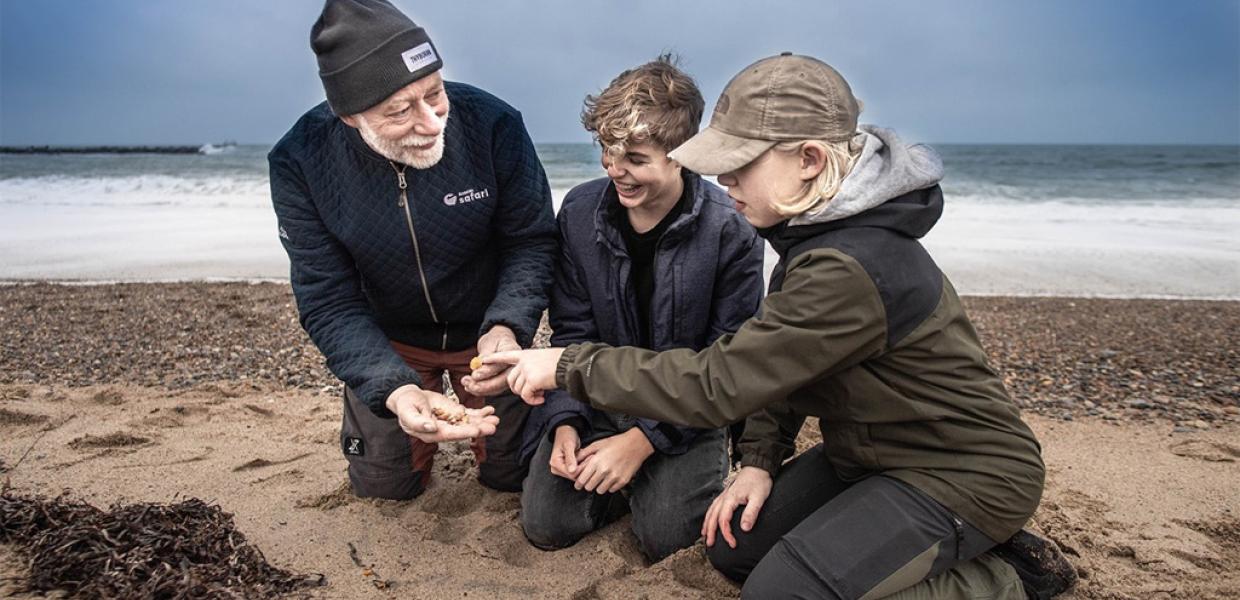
xmin=412 ymin=104 xmax=443 ymax=136
xmin=604 ymin=160 xmax=625 ymax=179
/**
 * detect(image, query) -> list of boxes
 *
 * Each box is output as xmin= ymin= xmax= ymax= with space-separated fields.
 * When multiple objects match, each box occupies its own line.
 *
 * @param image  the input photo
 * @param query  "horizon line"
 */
xmin=3 ymin=141 xmax=1239 ymax=149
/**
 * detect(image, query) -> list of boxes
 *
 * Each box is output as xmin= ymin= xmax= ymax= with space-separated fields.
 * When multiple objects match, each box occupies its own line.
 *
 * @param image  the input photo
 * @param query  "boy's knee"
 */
xmin=740 ymin=542 xmax=842 ymax=600
xmin=631 ymin=528 xmax=684 ymax=563
xmin=707 ymin=539 xmax=762 ymax=583
xmin=479 ymin=460 xmax=527 ymax=492
xmin=520 ymin=505 xmax=590 ymax=551
xmin=631 ymin=512 xmax=699 ymax=562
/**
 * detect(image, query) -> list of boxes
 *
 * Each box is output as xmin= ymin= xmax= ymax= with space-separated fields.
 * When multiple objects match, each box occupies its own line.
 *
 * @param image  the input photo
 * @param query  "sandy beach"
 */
xmin=2 ymin=282 xmax=1238 ymax=599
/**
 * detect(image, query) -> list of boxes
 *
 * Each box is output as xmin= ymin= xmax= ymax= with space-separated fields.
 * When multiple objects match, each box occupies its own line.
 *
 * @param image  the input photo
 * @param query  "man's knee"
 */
xmin=347 ymin=465 xmax=427 ymax=500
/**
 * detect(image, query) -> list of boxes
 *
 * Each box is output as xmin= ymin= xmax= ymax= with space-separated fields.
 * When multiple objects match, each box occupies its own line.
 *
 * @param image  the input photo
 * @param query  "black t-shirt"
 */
xmin=615 ymin=174 xmax=692 ymax=347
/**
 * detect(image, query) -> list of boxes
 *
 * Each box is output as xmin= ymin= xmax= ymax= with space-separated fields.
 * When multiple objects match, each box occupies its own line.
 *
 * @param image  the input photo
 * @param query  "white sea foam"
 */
xmin=753 ymin=198 xmax=1240 ymax=299
xmin=2 ymin=176 xmax=1237 ymax=298
xmin=0 ymin=175 xmax=270 ymax=207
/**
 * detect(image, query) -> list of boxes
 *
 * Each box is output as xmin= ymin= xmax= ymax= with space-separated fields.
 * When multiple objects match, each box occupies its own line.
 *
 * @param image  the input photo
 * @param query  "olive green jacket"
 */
xmin=555 ymin=139 xmax=1044 ymax=542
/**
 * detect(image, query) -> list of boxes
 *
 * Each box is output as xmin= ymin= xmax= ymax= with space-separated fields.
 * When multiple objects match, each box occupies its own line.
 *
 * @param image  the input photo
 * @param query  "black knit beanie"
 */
xmin=311 ymin=0 xmax=444 ymax=115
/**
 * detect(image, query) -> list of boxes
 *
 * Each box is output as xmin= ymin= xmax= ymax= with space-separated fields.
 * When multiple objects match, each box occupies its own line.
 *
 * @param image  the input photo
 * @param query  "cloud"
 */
xmin=1 ymin=0 xmax=1236 ymax=145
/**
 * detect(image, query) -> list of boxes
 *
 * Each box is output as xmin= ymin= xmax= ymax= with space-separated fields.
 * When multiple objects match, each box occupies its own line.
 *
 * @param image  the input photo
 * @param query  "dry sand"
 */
xmin=2 ymin=283 xmax=1238 ymax=599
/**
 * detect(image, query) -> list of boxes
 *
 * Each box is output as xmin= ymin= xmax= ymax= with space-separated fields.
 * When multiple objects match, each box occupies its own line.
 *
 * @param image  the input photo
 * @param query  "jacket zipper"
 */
xmin=391 ymin=162 xmax=442 ymax=340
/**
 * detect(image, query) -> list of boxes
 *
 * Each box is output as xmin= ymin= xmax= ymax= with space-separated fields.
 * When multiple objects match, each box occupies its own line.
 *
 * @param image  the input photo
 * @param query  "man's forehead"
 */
xmin=381 ymin=73 xmax=445 ymax=106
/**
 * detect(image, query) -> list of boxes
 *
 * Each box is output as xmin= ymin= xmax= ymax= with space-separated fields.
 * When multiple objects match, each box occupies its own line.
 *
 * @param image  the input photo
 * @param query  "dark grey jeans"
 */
xmin=708 ymin=445 xmax=1025 ymax=600
xmin=520 ymin=412 xmax=727 ymax=562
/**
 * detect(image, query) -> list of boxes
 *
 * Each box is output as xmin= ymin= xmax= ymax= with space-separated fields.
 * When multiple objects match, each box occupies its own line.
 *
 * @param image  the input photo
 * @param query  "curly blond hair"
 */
xmin=581 ymin=54 xmax=705 ymax=159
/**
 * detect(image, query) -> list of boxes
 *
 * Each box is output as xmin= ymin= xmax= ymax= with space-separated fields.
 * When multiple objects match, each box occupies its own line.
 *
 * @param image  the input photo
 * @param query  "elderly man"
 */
xmin=269 ymin=0 xmax=556 ymax=499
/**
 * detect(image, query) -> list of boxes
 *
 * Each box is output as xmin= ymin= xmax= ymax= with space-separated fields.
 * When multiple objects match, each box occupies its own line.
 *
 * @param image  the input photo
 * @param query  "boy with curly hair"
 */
xmin=516 ymin=56 xmax=764 ymax=561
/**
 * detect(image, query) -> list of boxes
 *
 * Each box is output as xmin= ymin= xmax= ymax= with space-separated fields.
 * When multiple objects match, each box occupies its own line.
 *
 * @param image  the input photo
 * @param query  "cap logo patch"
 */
xmin=401 ymin=43 xmax=438 ymax=73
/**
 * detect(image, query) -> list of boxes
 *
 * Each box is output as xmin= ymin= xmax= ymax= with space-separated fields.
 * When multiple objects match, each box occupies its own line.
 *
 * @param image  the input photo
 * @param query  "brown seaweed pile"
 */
xmin=0 ymin=490 xmax=324 ymax=598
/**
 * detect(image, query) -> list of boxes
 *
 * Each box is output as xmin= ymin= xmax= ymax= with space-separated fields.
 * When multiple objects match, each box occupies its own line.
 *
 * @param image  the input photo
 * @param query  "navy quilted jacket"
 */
xmin=269 ymin=82 xmax=557 ymax=418
xmin=521 ymin=174 xmax=764 ymax=458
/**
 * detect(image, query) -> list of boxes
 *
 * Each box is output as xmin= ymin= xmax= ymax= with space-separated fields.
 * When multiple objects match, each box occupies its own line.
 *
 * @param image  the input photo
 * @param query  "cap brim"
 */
xmin=668 ymin=127 xmax=776 ymax=176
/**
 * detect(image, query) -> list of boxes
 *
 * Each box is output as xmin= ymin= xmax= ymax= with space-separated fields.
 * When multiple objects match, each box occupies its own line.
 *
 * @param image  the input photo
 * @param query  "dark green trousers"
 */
xmin=709 ymin=445 xmax=1025 ymax=600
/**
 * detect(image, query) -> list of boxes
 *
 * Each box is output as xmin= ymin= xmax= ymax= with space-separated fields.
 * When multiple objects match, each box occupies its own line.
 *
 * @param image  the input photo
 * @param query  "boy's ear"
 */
xmin=340 ymin=114 xmax=360 ymax=129
xmin=799 ymin=142 xmax=828 ymax=182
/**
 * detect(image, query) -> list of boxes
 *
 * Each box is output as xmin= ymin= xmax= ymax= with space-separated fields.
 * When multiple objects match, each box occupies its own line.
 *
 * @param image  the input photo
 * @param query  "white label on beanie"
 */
xmin=401 ymin=43 xmax=438 ymax=73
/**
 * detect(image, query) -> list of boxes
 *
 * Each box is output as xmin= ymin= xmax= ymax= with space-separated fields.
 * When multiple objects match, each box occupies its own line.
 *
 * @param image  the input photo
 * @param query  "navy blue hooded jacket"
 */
xmin=269 ymin=82 xmax=557 ymax=418
xmin=521 ymin=173 xmax=764 ymax=458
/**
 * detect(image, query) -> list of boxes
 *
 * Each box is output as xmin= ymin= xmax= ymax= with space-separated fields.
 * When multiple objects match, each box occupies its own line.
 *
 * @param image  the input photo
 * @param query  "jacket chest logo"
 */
xmin=444 ymin=187 xmax=491 ymax=206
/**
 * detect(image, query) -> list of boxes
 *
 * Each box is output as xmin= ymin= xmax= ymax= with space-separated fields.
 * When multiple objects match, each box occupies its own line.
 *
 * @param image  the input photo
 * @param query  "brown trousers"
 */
xmin=340 ymin=341 xmax=530 ymax=499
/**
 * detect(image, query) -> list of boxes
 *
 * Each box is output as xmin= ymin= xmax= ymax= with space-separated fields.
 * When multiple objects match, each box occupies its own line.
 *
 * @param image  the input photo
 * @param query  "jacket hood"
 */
xmin=762 ymin=126 xmax=944 ymax=254
xmin=791 ymin=125 xmax=943 ymax=227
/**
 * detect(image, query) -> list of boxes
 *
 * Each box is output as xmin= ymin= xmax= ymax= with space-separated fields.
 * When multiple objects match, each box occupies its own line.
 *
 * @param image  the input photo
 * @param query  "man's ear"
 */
xmin=340 ymin=114 xmax=360 ymax=129
xmin=799 ymin=141 xmax=828 ymax=182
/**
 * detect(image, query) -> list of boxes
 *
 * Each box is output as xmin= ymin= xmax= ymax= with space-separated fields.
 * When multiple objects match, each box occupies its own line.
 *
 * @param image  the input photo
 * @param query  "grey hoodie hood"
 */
xmin=789 ymin=125 xmax=943 ymax=226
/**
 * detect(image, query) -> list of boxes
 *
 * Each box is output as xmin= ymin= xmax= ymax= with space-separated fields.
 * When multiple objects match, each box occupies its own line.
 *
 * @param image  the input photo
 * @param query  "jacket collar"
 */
xmin=592 ymin=171 xmax=706 ymax=256
xmin=760 ymin=184 xmax=945 ymax=258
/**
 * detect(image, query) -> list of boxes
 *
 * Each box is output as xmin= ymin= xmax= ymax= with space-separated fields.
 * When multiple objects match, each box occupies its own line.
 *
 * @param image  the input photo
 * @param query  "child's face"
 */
xmin=601 ymin=141 xmax=682 ymax=211
xmin=716 ymin=148 xmax=801 ymax=229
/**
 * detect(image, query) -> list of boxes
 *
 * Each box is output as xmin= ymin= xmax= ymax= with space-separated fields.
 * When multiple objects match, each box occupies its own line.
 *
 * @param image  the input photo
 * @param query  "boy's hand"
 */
xmin=549 ymin=424 xmax=582 ymax=480
xmin=703 ymin=466 xmax=772 ymax=549
xmin=482 ymin=348 xmax=565 ymax=405
xmin=572 ymin=428 xmax=654 ymax=494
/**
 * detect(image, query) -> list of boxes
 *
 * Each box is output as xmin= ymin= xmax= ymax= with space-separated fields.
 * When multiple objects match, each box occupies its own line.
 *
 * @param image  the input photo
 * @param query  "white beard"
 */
xmin=356 ymin=109 xmax=449 ymax=170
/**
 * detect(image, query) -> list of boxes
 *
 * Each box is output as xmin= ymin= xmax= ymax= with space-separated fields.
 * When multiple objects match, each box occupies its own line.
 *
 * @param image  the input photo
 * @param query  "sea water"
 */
xmin=1 ymin=143 xmax=1236 ymax=297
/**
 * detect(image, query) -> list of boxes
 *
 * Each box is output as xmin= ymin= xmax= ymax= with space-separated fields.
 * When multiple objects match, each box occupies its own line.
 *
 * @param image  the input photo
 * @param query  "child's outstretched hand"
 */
xmin=482 ymin=348 xmax=565 ymax=405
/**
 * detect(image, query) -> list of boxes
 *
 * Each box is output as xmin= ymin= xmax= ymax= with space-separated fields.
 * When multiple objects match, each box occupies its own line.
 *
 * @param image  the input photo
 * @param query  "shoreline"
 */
xmin=2 ymin=278 xmax=1238 ymax=302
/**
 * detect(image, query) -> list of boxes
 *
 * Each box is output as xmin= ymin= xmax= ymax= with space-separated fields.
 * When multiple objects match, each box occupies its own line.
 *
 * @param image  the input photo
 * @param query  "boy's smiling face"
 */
xmin=601 ymin=141 xmax=683 ymax=212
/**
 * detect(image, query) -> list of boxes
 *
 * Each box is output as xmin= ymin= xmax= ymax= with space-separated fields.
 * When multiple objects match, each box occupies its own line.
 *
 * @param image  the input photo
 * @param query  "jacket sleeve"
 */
xmin=535 ymin=208 xmax=600 ymax=441
xmin=707 ymin=217 xmax=766 ymax=344
xmin=634 ymin=218 xmax=767 ymax=455
xmin=480 ymin=111 xmax=558 ymax=346
xmin=555 ymin=249 xmax=887 ymax=429
xmin=633 ymin=418 xmax=696 ymax=455
xmin=737 ymin=402 xmax=806 ymax=475
xmin=269 ymin=151 xmax=421 ymax=418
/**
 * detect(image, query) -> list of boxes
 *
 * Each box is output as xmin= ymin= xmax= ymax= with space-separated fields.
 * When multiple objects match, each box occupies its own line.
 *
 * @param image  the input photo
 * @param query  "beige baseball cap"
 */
xmin=669 ymin=53 xmax=860 ymax=175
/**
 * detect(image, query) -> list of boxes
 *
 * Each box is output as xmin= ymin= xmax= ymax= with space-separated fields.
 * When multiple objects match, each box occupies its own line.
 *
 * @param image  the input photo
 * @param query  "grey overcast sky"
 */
xmin=1 ymin=0 xmax=1238 ymax=146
